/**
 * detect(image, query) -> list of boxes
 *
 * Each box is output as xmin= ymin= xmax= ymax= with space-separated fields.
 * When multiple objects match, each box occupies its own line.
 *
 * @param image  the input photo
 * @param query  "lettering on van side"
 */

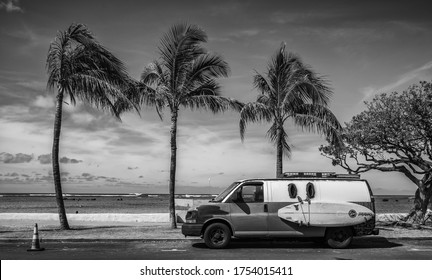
xmin=357 ymin=212 xmax=374 ymax=217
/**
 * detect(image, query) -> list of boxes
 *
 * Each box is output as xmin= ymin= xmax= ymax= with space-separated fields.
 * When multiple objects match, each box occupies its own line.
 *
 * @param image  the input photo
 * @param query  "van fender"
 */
xmin=202 ymin=217 xmax=234 ymax=236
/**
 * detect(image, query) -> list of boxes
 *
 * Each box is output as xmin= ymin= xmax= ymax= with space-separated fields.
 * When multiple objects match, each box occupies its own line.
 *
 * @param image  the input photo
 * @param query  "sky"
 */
xmin=1 ymin=0 xmax=431 ymax=195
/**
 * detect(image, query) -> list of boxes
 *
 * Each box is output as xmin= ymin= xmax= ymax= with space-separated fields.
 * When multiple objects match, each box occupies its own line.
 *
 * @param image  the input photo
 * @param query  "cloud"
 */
xmin=107 ymin=126 xmax=156 ymax=147
xmin=60 ymin=157 xmax=83 ymax=164
xmin=33 ymin=95 xmax=54 ymax=108
xmin=37 ymin=154 xmax=83 ymax=164
xmin=232 ymin=29 xmax=260 ymax=37
xmin=0 ymin=152 xmax=32 ymax=163
xmin=361 ymin=60 xmax=432 ymax=101
xmin=18 ymin=80 xmax=46 ymax=92
xmin=0 ymin=0 xmax=23 ymax=13
xmin=127 ymin=166 xmax=139 ymax=170
xmin=37 ymin=154 xmax=51 ymax=164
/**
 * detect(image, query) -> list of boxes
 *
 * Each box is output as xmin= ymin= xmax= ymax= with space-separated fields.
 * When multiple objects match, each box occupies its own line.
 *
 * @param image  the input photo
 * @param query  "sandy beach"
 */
xmin=0 ymin=194 xmax=414 ymax=214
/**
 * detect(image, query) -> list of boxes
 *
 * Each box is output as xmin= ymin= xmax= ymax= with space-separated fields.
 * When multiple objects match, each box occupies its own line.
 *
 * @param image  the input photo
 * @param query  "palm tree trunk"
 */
xmin=276 ymin=126 xmax=283 ymax=178
xmin=52 ymin=89 xmax=70 ymax=230
xmin=169 ymin=108 xmax=178 ymax=229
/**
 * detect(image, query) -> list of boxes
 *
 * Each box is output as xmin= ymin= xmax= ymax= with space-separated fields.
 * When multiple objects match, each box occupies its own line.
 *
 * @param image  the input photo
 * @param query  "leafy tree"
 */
xmin=46 ymin=23 xmax=133 ymax=229
xmin=240 ymin=44 xmax=341 ymax=177
xmin=140 ymin=23 xmax=242 ymax=229
xmin=320 ymin=81 xmax=432 ymax=224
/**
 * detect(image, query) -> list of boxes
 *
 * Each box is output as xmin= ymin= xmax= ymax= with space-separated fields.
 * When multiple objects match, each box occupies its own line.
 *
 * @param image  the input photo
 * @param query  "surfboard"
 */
xmin=277 ymin=201 xmax=374 ymax=227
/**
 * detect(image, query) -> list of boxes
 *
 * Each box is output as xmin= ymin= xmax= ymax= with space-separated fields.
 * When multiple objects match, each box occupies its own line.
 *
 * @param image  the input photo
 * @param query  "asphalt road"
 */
xmin=1 ymin=237 xmax=432 ymax=260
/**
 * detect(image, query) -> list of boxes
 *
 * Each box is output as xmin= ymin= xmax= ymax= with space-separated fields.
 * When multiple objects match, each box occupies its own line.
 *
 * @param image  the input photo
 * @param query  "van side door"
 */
xmin=267 ymin=180 xmax=325 ymax=237
xmin=227 ymin=182 xmax=268 ymax=237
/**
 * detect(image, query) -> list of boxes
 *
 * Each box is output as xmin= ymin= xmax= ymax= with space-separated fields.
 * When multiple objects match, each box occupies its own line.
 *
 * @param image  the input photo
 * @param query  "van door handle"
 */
xmin=264 ymin=204 xmax=268 ymax=212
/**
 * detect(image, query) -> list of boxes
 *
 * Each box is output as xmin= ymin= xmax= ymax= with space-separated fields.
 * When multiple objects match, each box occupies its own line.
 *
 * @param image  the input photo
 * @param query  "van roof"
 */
xmin=283 ymin=172 xmax=361 ymax=179
xmin=237 ymin=177 xmax=366 ymax=183
xmin=237 ymin=172 xmax=363 ymax=183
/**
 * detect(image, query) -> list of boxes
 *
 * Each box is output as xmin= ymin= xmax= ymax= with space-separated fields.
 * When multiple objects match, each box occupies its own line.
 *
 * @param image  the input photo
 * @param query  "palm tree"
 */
xmin=240 ymin=44 xmax=341 ymax=178
xmin=140 ymin=23 xmax=242 ymax=229
xmin=46 ymin=23 xmax=133 ymax=230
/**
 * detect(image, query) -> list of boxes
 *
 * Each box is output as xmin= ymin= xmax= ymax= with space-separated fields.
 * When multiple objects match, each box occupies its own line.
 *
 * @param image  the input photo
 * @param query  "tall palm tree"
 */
xmin=140 ymin=23 xmax=242 ymax=229
xmin=240 ymin=44 xmax=341 ymax=178
xmin=46 ymin=23 xmax=133 ymax=230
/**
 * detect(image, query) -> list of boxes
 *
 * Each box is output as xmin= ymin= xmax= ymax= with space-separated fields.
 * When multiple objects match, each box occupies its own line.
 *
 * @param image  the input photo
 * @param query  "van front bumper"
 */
xmin=181 ymin=223 xmax=203 ymax=237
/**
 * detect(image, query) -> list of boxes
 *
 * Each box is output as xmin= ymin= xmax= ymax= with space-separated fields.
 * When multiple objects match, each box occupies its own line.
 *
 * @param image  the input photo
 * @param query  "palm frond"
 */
xmin=292 ymin=103 xmax=342 ymax=146
xmin=141 ymin=61 xmax=166 ymax=86
xmin=140 ymin=61 xmax=171 ymax=119
xmin=68 ymin=73 xmax=123 ymax=118
xmin=256 ymin=94 xmax=271 ymax=105
xmin=253 ymin=72 xmax=272 ymax=98
xmin=242 ymin=43 xmax=339 ymax=162
xmin=182 ymin=53 xmax=230 ymax=94
xmin=239 ymin=102 xmax=273 ymax=141
xmin=46 ymin=23 xmax=136 ymax=119
xmin=113 ymin=79 xmax=142 ymax=116
xmin=140 ymin=23 xmax=239 ymax=120
xmin=158 ymin=23 xmax=207 ymax=93
xmin=181 ymin=78 xmax=242 ymax=113
xmin=294 ymin=70 xmax=332 ymax=106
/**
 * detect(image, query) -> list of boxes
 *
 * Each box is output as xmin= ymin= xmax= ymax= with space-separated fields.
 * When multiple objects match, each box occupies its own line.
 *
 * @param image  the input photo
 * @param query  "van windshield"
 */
xmin=211 ymin=182 xmax=240 ymax=202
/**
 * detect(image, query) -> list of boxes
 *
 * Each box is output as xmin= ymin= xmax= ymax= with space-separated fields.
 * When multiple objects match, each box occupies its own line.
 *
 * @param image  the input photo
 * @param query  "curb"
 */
xmin=0 ymin=238 xmax=201 ymax=243
xmin=1 ymin=236 xmax=431 ymax=243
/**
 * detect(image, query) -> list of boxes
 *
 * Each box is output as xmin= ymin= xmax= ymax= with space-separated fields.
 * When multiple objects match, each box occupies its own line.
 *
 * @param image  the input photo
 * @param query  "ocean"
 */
xmin=0 ymin=193 xmax=414 ymax=214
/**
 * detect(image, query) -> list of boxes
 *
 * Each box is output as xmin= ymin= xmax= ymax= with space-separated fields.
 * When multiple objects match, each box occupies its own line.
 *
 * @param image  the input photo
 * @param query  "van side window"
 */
xmin=288 ymin=183 xmax=297 ymax=198
xmin=235 ymin=184 xmax=264 ymax=203
xmin=306 ymin=182 xmax=315 ymax=198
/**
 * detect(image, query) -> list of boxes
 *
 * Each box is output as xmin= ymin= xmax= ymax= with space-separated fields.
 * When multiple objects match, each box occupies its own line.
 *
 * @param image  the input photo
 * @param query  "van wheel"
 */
xmin=325 ymin=227 xmax=353 ymax=249
xmin=204 ymin=223 xmax=231 ymax=249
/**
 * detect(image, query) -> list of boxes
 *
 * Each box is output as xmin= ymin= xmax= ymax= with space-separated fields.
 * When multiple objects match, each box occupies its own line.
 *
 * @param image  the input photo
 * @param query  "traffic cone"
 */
xmin=27 ymin=223 xmax=45 ymax=251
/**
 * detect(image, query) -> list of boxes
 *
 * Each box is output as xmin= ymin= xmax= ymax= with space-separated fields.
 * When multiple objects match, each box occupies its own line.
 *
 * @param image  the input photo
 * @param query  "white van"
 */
xmin=182 ymin=172 xmax=379 ymax=249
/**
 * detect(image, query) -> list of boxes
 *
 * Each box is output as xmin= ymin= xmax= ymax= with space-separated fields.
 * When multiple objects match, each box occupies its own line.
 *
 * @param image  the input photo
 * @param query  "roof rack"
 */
xmin=282 ymin=172 xmax=360 ymax=179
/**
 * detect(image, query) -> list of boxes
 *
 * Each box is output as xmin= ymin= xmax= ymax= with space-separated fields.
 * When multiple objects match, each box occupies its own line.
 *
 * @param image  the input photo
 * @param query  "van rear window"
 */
xmin=306 ymin=182 xmax=315 ymax=198
xmin=288 ymin=183 xmax=297 ymax=198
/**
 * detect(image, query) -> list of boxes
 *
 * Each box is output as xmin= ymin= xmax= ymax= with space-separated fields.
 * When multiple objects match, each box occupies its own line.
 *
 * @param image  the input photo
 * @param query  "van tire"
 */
xmin=204 ymin=223 xmax=231 ymax=249
xmin=325 ymin=227 xmax=353 ymax=249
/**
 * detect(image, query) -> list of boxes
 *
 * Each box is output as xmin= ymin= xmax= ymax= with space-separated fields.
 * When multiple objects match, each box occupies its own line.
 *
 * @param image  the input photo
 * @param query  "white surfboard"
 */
xmin=277 ymin=201 xmax=374 ymax=227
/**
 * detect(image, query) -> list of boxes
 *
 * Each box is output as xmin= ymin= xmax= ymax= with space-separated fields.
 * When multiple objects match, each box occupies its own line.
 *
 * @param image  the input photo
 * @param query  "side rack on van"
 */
xmin=282 ymin=172 xmax=360 ymax=179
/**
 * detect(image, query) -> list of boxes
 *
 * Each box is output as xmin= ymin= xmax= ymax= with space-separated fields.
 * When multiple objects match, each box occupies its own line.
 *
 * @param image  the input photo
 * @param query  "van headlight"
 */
xmin=185 ymin=209 xmax=198 ymax=223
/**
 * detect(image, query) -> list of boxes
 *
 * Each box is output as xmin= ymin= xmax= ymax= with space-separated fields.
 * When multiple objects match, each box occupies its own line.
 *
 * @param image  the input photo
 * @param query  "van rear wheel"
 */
xmin=325 ymin=227 xmax=353 ymax=249
xmin=204 ymin=223 xmax=231 ymax=249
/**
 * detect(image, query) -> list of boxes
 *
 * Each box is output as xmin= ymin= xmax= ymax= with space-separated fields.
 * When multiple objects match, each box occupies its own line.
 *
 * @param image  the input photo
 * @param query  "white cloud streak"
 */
xmin=0 ymin=0 xmax=23 ymax=13
xmin=361 ymin=60 xmax=432 ymax=101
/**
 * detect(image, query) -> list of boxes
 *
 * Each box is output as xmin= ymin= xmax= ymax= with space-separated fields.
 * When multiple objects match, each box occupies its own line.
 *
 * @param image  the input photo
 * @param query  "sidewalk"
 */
xmin=1 ymin=219 xmax=431 ymax=241
xmin=0 ymin=223 xmax=195 ymax=241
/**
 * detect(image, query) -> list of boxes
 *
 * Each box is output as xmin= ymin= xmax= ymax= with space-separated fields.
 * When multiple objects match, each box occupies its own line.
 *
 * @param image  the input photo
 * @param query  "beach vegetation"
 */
xmin=320 ymin=81 xmax=432 ymax=224
xmin=139 ymin=23 xmax=242 ymax=229
xmin=46 ymin=23 xmax=135 ymax=230
xmin=239 ymin=44 xmax=341 ymax=178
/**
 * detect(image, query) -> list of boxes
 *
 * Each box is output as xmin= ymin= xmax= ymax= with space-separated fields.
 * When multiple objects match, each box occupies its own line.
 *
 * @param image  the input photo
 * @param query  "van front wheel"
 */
xmin=325 ymin=227 xmax=353 ymax=249
xmin=204 ymin=223 xmax=231 ymax=249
